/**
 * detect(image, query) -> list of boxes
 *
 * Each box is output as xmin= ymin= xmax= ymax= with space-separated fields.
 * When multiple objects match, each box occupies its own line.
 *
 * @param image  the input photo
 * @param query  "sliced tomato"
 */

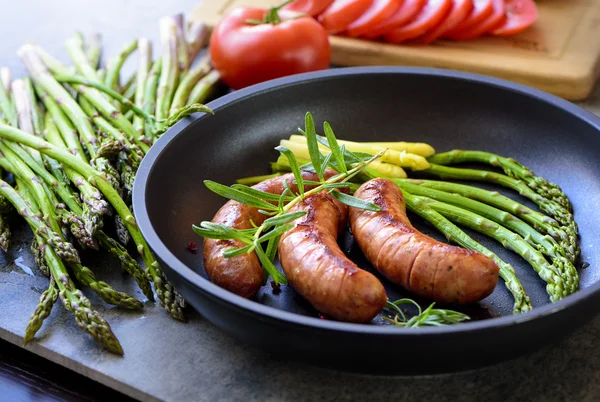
xmin=384 ymin=0 xmax=452 ymax=44
xmin=318 ymin=0 xmax=374 ymax=33
xmin=345 ymin=0 xmax=402 ymax=37
xmin=447 ymin=0 xmax=504 ymax=40
xmin=284 ymin=0 xmax=335 ymax=16
xmin=491 ymin=0 xmax=537 ymax=36
xmin=362 ymin=0 xmax=426 ymax=39
xmin=420 ymin=0 xmax=473 ymax=44
xmin=443 ymin=0 xmax=493 ymax=37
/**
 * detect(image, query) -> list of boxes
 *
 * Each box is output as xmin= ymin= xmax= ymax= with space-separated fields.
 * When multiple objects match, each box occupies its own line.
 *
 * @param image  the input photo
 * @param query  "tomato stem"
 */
xmin=263 ymin=0 xmax=297 ymax=24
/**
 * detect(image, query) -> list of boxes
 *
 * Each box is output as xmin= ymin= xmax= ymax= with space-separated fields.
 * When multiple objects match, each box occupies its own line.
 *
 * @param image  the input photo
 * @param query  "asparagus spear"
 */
xmin=0 ymin=160 xmax=80 ymax=263
xmin=143 ymin=60 xmax=161 ymax=140
xmin=394 ymin=180 xmax=572 ymax=262
xmin=173 ymin=14 xmax=189 ymax=72
xmin=186 ymin=22 xmax=209 ymax=64
xmin=0 ymin=68 xmax=12 ymax=93
xmin=42 ymin=106 xmax=109 ymax=235
xmin=428 ymin=150 xmax=572 ymax=210
xmin=399 ymin=178 xmax=578 ymax=263
xmin=66 ymin=34 xmax=100 ymax=82
xmin=424 ymin=164 xmax=574 ymax=227
xmin=0 ymin=68 xmax=17 ymax=126
xmin=71 ymin=263 xmax=143 ymax=309
xmin=104 ymin=40 xmax=138 ymax=91
xmin=424 ymin=164 xmax=579 ymax=256
xmin=11 ymin=162 xmax=142 ymax=309
xmin=96 ymin=232 xmax=154 ymax=300
xmin=169 ymin=56 xmax=210 ymax=116
xmin=401 ymin=191 xmax=532 ymax=313
xmin=0 ymin=122 xmax=184 ymax=321
xmin=42 ymin=114 xmax=151 ymax=296
xmin=187 ymin=70 xmax=220 ymax=105
xmin=86 ymin=33 xmax=102 ymax=70
xmin=20 ymin=45 xmax=100 ymax=157
xmin=24 ymin=278 xmax=58 ymax=344
xmin=418 ymin=196 xmax=578 ymax=301
xmin=156 ymin=16 xmax=179 ymax=121
xmin=48 ymin=245 xmax=124 ymax=354
xmin=29 ymin=44 xmax=151 ymax=154
xmin=133 ymin=38 xmax=152 ymax=136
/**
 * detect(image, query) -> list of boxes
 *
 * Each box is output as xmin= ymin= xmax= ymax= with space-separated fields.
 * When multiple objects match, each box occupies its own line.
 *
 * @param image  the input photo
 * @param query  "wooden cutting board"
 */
xmin=190 ymin=0 xmax=600 ymax=100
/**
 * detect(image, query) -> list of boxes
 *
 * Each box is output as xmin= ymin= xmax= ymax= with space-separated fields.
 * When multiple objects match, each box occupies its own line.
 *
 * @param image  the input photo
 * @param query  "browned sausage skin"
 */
xmin=350 ymin=178 xmax=499 ymax=304
xmin=203 ymin=171 xmax=335 ymax=298
xmin=278 ymin=192 xmax=387 ymax=323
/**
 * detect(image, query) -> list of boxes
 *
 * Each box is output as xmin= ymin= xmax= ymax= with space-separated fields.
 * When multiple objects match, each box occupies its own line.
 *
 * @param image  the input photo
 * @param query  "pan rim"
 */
xmin=133 ymin=66 xmax=600 ymax=336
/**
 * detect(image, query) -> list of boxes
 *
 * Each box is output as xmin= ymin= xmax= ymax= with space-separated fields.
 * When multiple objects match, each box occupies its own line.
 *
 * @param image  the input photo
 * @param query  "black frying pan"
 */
xmin=132 ymin=67 xmax=600 ymax=375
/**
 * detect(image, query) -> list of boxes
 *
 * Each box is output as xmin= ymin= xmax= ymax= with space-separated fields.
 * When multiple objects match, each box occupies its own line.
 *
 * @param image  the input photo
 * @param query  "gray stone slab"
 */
xmin=3 ymin=1 xmax=600 ymax=401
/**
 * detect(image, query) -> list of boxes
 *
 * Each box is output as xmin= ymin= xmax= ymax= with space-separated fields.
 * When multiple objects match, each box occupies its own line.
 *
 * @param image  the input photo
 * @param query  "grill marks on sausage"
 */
xmin=278 ymin=192 xmax=387 ymax=322
xmin=349 ymin=178 xmax=500 ymax=304
xmin=203 ymin=171 xmax=335 ymax=299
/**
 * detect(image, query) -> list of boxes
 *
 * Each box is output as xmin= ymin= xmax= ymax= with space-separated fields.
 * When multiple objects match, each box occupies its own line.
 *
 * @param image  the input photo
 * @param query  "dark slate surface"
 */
xmin=2 ymin=1 xmax=600 ymax=401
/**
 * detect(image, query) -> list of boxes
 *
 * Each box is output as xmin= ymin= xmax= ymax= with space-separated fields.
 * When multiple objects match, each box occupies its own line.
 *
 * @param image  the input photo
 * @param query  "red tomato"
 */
xmin=318 ymin=0 xmax=374 ymax=33
xmin=283 ymin=0 xmax=335 ymax=16
xmin=419 ymin=0 xmax=473 ymax=44
xmin=447 ymin=0 xmax=504 ymax=40
xmin=491 ymin=0 xmax=537 ymax=36
xmin=444 ymin=0 xmax=493 ymax=36
xmin=384 ymin=0 xmax=452 ymax=43
xmin=362 ymin=0 xmax=427 ymax=39
xmin=209 ymin=7 xmax=331 ymax=90
xmin=345 ymin=0 xmax=402 ymax=37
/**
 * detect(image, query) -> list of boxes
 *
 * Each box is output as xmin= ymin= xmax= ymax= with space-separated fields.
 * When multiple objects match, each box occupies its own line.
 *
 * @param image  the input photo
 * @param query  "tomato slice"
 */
xmin=491 ymin=0 xmax=537 ymax=36
xmin=447 ymin=0 xmax=504 ymax=40
xmin=420 ymin=0 xmax=473 ymax=44
xmin=362 ymin=0 xmax=426 ymax=39
xmin=346 ymin=0 xmax=403 ymax=37
xmin=444 ymin=0 xmax=493 ymax=37
xmin=284 ymin=0 xmax=335 ymax=16
xmin=384 ymin=0 xmax=452 ymax=44
xmin=318 ymin=0 xmax=374 ymax=33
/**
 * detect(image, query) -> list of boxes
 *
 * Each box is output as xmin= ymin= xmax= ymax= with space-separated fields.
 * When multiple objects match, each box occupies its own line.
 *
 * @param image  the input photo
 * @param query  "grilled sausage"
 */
xmin=278 ymin=192 xmax=388 ymax=322
xmin=203 ymin=171 xmax=334 ymax=298
xmin=349 ymin=178 xmax=499 ymax=304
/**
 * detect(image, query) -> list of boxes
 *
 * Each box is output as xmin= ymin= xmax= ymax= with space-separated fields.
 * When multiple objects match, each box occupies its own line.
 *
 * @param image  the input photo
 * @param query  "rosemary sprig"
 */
xmin=383 ymin=299 xmax=470 ymax=327
xmin=193 ymin=112 xmax=383 ymax=284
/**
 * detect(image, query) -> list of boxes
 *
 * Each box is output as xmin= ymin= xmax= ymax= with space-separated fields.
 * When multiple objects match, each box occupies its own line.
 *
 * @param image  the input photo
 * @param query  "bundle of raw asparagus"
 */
xmin=0 ymin=14 xmax=220 ymax=354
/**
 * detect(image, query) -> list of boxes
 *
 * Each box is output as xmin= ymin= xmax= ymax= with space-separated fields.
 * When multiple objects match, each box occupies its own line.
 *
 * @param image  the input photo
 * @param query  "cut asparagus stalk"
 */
xmin=186 ymin=22 xmax=209 ymax=63
xmin=133 ymin=38 xmax=152 ymax=136
xmin=86 ymin=33 xmax=102 ymax=69
xmin=156 ymin=16 xmax=179 ymax=121
xmin=173 ymin=13 xmax=189 ymax=71
xmin=0 ymin=68 xmax=17 ymax=127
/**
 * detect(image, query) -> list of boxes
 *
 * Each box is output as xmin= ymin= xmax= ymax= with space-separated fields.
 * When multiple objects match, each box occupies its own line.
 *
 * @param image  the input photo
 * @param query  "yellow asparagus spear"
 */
xmin=277 ymin=140 xmax=407 ymax=178
xmin=286 ymin=135 xmax=430 ymax=171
